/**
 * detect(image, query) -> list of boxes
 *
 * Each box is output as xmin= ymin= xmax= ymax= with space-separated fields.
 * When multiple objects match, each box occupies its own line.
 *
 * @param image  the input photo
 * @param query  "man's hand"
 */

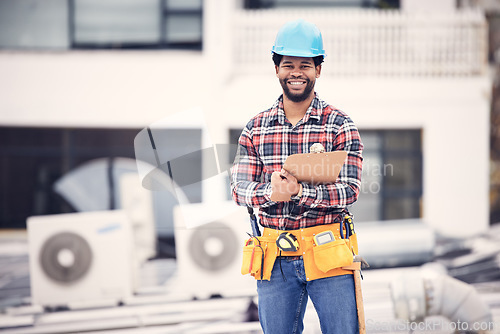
xmin=270 ymin=169 xmax=302 ymax=202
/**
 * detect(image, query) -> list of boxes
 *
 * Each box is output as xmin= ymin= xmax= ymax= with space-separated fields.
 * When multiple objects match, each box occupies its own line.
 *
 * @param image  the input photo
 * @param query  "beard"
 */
xmin=280 ymin=77 xmax=315 ymax=103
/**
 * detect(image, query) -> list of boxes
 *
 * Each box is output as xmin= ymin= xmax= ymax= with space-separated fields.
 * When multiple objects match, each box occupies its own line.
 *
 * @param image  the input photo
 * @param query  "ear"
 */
xmin=315 ymin=65 xmax=322 ymax=78
xmin=275 ymin=65 xmax=279 ymax=77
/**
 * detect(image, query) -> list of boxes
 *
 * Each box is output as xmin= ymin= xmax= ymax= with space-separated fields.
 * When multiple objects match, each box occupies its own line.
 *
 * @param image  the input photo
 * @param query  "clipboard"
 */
xmin=283 ymin=151 xmax=348 ymax=185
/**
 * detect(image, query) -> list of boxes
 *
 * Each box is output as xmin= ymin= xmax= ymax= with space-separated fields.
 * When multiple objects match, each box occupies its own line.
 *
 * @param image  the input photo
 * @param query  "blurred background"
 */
xmin=1 ymin=0 xmax=500 ymax=333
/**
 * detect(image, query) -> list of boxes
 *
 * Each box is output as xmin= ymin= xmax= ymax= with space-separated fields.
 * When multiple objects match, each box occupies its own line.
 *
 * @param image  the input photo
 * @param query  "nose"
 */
xmin=290 ymin=68 xmax=303 ymax=77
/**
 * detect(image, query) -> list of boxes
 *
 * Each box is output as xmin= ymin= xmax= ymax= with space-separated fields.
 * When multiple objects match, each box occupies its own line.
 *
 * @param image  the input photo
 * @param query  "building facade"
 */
xmin=0 ymin=0 xmax=491 ymax=238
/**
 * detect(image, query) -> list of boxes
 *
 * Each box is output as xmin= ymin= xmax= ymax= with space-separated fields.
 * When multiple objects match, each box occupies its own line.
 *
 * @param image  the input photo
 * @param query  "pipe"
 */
xmin=356 ymin=219 xmax=435 ymax=268
xmin=390 ymin=264 xmax=493 ymax=333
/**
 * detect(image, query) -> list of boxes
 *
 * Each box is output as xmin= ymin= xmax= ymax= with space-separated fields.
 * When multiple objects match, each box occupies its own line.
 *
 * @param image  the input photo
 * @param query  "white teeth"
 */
xmin=289 ymin=82 xmax=304 ymax=85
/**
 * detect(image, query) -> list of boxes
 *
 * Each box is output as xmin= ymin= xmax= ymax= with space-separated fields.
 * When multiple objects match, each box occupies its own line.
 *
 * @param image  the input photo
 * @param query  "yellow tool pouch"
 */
xmin=241 ymin=239 xmax=263 ymax=276
xmin=240 ymin=237 xmax=278 ymax=280
xmin=312 ymin=239 xmax=354 ymax=273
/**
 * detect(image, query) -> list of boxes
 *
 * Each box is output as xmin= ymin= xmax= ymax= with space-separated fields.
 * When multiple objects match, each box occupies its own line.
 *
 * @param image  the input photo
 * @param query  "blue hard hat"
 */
xmin=271 ymin=19 xmax=326 ymax=57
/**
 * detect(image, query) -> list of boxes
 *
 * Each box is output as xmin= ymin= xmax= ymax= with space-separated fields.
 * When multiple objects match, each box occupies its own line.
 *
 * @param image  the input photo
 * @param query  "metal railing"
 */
xmin=231 ymin=8 xmax=487 ymax=77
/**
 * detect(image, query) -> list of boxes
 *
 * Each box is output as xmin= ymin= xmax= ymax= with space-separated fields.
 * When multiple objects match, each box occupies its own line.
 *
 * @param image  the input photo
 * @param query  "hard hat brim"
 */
xmin=272 ymin=49 xmax=326 ymax=58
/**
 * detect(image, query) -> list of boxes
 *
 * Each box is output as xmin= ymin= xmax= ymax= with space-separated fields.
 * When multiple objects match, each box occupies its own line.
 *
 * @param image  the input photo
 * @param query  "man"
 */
xmin=231 ymin=19 xmax=363 ymax=334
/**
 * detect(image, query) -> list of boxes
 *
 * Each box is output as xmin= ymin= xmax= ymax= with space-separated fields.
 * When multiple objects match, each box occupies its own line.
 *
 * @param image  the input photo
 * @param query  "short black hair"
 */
xmin=272 ymin=53 xmax=324 ymax=67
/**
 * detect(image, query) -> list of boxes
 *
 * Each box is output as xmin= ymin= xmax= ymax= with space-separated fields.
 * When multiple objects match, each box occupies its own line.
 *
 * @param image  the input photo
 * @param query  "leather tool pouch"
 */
xmin=312 ymin=238 xmax=353 ymax=273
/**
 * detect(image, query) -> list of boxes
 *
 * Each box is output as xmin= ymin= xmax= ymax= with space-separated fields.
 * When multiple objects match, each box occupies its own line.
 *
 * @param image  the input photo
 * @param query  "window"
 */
xmin=243 ymin=0 xmax=399 ymax=9
xmin=0 ymin=127 xmax=203 ymax=230
xmin=0 ymin=0 xmax=70 ymax=49
xmin=0 ymin=127 xmax=134 ymax=228
xmin=229 ymin=129 xmax=242 ymax=168
xmin=350 ymin=129 xmax=423 ymax=221
xmin=162 ymin=0 xmax=203 ymax=49
xmin=0 ymin=0 xmax=203 ymax=50
xmin=228 ymin=128 xmax=422 ymax=222
xmin=71 ymin=0 xmax=203 ymax=49
xmin=71 ymin=0 xmax=162 ymax=47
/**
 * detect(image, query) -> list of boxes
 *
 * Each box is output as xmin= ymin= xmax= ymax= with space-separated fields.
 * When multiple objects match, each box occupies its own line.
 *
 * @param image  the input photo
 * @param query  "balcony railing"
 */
xmin=231 ymin=8 xmax=487 ymax=77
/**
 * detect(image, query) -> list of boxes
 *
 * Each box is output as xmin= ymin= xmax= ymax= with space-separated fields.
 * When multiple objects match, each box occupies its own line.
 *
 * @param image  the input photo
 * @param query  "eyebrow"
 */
xmin=281 ymin=60 xmax=313 ymax=65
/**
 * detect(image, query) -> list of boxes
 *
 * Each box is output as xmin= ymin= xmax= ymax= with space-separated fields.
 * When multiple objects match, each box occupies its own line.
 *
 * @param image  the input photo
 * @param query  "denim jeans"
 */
xmin=257 ymin=257 xmax=359 ymax=334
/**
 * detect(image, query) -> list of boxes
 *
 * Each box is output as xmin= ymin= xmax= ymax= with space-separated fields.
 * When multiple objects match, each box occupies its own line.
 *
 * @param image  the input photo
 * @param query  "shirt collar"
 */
xmin=269 ymin=93 xmax=323 ymax=125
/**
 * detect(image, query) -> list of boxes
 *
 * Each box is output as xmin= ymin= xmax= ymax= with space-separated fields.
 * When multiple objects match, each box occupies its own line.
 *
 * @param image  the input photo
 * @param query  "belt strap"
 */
xmin=262 ymin=223 xmax=343 ymax=256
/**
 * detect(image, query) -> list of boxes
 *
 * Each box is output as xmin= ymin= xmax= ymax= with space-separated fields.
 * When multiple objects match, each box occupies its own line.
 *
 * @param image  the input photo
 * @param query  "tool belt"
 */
xmin=241 ymin=220 xmax=358 ymax=281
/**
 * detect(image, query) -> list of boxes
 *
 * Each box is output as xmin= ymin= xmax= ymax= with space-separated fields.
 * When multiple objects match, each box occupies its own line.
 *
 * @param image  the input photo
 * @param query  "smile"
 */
xmin=287 ymin=81 xmax=306 ymax=86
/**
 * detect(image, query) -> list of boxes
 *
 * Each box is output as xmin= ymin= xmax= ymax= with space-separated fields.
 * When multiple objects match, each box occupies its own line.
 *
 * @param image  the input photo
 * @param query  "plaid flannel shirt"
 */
xmin=231 ymin=94 xmax=363 ymax=231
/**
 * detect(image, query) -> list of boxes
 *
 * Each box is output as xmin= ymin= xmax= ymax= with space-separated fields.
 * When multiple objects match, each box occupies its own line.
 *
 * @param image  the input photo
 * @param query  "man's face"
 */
xmin=275 ymin=56 xmax=321 ymax=103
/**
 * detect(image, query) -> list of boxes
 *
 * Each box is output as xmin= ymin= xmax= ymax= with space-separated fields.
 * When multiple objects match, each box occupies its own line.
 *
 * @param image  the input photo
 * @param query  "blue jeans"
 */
xmin=257 ymin=257 xmax=359 ymax=334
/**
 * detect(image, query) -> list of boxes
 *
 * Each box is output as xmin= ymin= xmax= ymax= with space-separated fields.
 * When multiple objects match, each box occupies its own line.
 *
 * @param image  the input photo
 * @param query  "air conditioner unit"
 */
xmin=27 ymin=210 xmax=134 ymax=308
xmin=172 ymin=201 xmax=256 ymax=299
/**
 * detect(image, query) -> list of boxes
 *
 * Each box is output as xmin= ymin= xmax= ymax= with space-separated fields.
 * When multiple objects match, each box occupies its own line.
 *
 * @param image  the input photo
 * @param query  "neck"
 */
xmin=283 ymin=93 xmax=314 ymax=126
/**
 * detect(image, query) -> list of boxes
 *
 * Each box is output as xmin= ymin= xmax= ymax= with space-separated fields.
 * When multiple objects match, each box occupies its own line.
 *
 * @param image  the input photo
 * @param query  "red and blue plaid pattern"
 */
xmin=231 ymin=94 xmax=363 ymax=230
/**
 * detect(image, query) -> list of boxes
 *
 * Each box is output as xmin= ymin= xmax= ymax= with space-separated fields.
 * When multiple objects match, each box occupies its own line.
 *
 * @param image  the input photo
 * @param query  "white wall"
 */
xmin=0 ymin=51 xmax=208 ymax=129
xmin=0 ymin=0 xmax=491 ymax=237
